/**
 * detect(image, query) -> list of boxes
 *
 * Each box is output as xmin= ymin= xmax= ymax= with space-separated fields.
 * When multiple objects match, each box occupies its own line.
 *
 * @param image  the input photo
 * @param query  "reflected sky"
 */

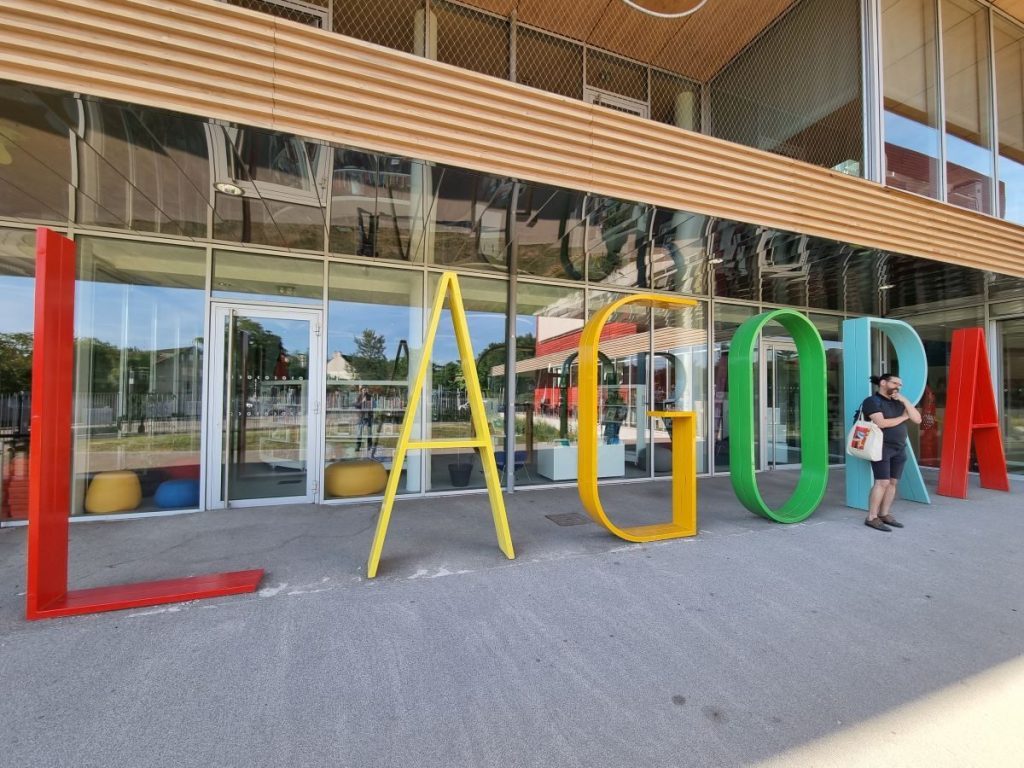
xmin=0 ymin=275 xmax=33 ymax=334
xmin=885 ymin=111 xmax=940 ymax=158
xmin=76 ymin=282 xmax=204 ymax=349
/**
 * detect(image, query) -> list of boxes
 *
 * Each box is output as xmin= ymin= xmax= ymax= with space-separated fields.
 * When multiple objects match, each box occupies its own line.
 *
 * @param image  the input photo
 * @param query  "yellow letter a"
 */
xmin=366 ymin=272 xmax=515 ymax=577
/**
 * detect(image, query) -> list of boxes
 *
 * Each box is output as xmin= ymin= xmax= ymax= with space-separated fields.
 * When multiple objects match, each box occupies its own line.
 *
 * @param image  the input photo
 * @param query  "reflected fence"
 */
xmin=1 ymin=392 xmax=203 ymax=521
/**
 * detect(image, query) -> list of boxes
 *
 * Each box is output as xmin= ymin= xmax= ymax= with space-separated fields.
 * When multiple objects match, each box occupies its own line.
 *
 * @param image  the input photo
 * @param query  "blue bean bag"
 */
xmin=154 ymin=478 xmax=200 ymax=509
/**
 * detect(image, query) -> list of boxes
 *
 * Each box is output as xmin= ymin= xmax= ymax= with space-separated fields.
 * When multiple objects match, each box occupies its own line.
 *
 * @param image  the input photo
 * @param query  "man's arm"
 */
xmin=868 ymin=411 xmax=909 ymax=429
xmin=895 ymin=394 xmax=922 ymax=424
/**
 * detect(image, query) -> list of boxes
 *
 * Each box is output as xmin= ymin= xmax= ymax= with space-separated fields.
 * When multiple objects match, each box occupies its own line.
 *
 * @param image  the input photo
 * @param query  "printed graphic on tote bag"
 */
xmin=850 ymin=424 xmax=871 ymax=451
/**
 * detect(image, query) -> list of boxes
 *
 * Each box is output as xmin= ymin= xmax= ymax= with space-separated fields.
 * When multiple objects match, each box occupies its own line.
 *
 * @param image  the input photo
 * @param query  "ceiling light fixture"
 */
xmin=214 ymin=181 xmax=245 ymax=197
xmin=708 ymin=257 xmax=724 ymax=265
xmin=878 ymin=283 xmax=894 ymax=290
xmin=620 ymin=0 xmax=709 ymax=19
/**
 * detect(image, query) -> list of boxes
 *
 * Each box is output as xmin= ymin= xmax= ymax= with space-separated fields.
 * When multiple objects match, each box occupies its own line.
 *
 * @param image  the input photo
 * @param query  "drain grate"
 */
xmin=545 ymin=512 xmax=591 ymax=527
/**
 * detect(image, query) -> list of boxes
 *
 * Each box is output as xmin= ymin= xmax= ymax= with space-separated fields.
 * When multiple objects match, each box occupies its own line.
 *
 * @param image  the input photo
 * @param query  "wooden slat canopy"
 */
xmin=1 ymin=0 xmax=1023 ymax=277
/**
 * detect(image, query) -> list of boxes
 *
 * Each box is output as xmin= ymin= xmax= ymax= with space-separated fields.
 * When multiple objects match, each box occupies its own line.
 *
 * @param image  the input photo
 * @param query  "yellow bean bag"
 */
xmin=85 ymin=471 xmax=142 ymax=514
xmin=325 ymin=460 xmax=388 ymax=498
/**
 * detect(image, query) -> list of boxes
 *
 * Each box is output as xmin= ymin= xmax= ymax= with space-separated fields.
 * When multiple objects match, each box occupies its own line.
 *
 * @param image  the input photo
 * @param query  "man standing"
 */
xmin=863 ymin=373 xmax=922 ymax=532
xmin=355 ymin=385 xmax=374 ymax=456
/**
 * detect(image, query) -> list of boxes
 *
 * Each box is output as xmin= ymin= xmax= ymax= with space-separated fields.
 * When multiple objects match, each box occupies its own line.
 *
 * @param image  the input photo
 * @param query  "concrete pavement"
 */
xmin=0 ymin=469 xmax=1022 ymax=767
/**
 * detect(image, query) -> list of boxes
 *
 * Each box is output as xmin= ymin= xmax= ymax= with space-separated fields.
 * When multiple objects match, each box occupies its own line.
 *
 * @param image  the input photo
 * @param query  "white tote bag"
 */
xmin=846 ymin=406 xmax=883 ymax=462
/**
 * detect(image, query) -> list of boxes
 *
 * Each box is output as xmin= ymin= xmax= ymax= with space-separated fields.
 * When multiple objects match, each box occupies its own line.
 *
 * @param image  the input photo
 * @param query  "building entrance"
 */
xmin=206 ymin=303 xmax=323 ymax=507
xmin=762 ymin=342 xmax=801 ymax=469
xmin=759 ymin=336 xmax=843 ymax=471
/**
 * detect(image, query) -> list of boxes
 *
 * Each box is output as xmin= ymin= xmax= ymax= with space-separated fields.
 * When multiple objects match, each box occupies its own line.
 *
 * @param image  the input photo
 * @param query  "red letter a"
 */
xmin=937 ymin=328 xmax=1010 ymax=498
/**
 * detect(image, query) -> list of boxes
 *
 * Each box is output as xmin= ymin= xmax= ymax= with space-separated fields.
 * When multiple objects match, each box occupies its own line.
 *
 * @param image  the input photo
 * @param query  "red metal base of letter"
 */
xmin=937 ymin=328 xmax=1010 ymax=498
xmin=26 ymin=229 xmax=263 ymax=621
xmin=29 ymin=570 xmax=265 ymax=620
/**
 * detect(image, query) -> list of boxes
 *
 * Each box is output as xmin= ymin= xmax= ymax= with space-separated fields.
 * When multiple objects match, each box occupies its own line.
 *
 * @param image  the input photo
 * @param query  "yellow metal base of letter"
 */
xmin=577 ymin=293 xmax=699 ymax=542
xmin=366 ymin=272 xmax=515 ymax=577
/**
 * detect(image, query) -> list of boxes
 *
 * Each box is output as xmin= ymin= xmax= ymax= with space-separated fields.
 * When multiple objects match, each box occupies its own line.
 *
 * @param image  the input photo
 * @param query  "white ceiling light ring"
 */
xmin=619 ymin=0 xmax=710 ymax=19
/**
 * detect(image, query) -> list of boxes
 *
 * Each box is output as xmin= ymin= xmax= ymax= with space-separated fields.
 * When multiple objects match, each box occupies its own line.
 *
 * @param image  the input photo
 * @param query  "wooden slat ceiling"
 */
xmin=994 ymin=0 xmax=1024 ymax=22
xmin=456 ymin=0 xmax=796 ymax=82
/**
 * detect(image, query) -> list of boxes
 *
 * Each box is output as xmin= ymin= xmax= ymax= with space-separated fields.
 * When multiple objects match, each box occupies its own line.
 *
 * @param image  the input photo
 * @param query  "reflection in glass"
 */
xmin=649 ymin=209 xmax=708 ymax=296
xmin=212 ymin=250 xmax=323 ymax=305
xmin=588 ymin=291 xmax=650 ymax=482
xmin=713 ymin=303 xmax=757 ymax=472
xmin=651 ymin=302 xmax=708 ymax=476
xmin=75 ymin=98 xmax=211 ymax=236
xmin=759 ymin=231 xmax=811 ymax=308
xmin=220 ymin=312 xmax=312 ymax=502
xmin=999 ymin=318 xmax=1024 ymax=474
xmin=994 ymin=15 xmax=1024 ymax=224
xmin=325 ymin=264 xmax=423 ymax=499
xmin=211 ymin=125 xmax=327 ymax=250
xmin=427 ymin=274 xmax=507 ymax=491
xmin=329 ymin=151 xmax=425 ymax=262
xmin=72 ymin=238 xmax=206 ymax=515
xmin=989 ymin=272 xmax=1024 ymax=301
xmin=942 ymin=0 xmax=993 ymax=214
xmin=0 ymin=84 xmax=73 ymax=223
xmin=0 ymin=229 xmax=36 ymax=522
xmin=586 ymin=196 xmax=651 ymax=287
xmin=802 ymin=238 xmax=847 ymax=311
xmin=329 ymin=149 xmax=377 ymax=257
xmin=884 ymin=254 xmax=985 ymax=312
xmin=883 ymin=0 xmax=941 ymax=198
xmin=430 ymin=165 xmax=513 ymax=271
xmin=809 ymin=313 xmax=845 ymax=464
xmin=508 ymin=282 xmax=586 ymax=486
xmin=515 ymin=184 xmax=586 ymax=280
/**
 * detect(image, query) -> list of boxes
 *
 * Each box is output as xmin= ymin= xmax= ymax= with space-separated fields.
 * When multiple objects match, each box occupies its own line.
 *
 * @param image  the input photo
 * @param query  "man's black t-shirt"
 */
xmin=862 ymin=394 xmax=907 ymax=449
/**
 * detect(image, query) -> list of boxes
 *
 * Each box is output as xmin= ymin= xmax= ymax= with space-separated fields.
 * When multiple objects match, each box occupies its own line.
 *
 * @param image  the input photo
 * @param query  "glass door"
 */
xmin=763 ymin=342 xmax=801 ymax=469
xmin=207 ymin=303 xmax=323 ymax=507
xmin=999 ymin=318 xmax=1024 ymax=475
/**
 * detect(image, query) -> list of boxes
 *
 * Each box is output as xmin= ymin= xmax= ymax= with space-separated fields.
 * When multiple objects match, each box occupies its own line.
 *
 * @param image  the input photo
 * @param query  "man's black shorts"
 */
xmin=871 ymin=446 xmax=907 ymax=481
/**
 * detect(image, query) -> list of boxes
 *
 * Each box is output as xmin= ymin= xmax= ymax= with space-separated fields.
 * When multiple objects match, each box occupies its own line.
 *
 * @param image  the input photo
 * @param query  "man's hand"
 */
xmin=895 ymin=391 xmax=923 ymax=425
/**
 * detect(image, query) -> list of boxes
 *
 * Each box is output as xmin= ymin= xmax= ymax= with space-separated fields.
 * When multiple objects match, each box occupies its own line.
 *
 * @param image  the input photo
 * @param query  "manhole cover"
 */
xmin=545 ymin=512 xmax=591 ymax=527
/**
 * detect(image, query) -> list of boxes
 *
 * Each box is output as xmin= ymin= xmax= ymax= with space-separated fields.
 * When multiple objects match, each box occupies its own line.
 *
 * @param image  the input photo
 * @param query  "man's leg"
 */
xmin=879 ymin=450 xmax=907 ymax=526
xmin=880 ymin=479 xmax=898 ymax=518
xmin=867 ymin=480 xmax=890 ymax=521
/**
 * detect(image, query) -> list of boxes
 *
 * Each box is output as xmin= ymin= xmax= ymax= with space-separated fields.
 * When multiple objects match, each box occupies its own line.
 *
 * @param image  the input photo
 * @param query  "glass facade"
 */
xmin=942 ymin=0 xmax=993 ymax=213
xmin=883 ymin=0 xmax=942 ymax=198
xmin=994 ymin=14 xmax=1024 ymax=224
xmin=72 ymin=238 xmax=206 ymax=515
xmin=0 ymin=229 xmax=36 ymax=522
xmin=1 ymin=74 xmax=1023 ymax=522
xmin=881 ymin=0 xmax=1024 ymax=221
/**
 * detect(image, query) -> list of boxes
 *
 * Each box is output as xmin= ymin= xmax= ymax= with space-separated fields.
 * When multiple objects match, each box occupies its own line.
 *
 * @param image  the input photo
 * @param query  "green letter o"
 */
xmin=727 ymin=309 xmax=828 ymax=523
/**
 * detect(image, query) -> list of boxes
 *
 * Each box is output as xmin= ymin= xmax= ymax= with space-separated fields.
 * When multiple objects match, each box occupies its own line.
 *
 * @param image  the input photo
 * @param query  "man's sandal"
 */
xmin=878 ymin=515 xmax=904 ymax=528
xmin=865 ymin=518 xmax=892 ymax=532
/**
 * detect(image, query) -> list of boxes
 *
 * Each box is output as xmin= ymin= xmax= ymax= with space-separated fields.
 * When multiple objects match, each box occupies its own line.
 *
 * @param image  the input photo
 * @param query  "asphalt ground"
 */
xmin=1 ymin=469 xmax=1022 ymax=767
